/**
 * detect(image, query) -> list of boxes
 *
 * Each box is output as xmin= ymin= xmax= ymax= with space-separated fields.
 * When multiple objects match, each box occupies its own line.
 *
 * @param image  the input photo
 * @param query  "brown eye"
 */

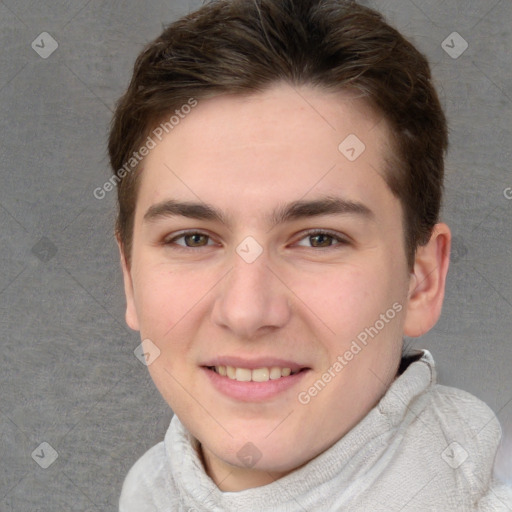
xmin=295 ymin=230 xmax=349 ymax=249
xmin=309 ymin=233 xmax=335 ymax=247
xmin=165 ymin=231 xmax=214 ymax=248
xmin=182 ymin=233 xmax=209 ymax=247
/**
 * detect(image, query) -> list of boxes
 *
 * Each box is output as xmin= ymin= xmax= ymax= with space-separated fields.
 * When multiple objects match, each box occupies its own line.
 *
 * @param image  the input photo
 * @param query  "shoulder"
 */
xmin=119 ymin=441 xmax=168 ymax=512
xmin=424 ymin=383 xmax=501 ymax=440
xmin=398 ymin=351 xmax=501 ymax=445
xmin=406 ymin=382 xmax=506 ymax=505
xmin=407 ymin=381 xmax=503 ymax=466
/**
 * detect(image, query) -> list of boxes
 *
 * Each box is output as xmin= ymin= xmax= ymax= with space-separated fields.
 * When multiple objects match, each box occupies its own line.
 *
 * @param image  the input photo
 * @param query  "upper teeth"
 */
xmin=214 ymin=366 xmax=296 ymax=382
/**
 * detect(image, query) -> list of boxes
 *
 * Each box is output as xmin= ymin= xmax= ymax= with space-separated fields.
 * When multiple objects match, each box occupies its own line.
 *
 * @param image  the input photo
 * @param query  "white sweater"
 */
xmin=119 ymin=350 xmax=512 ymax=511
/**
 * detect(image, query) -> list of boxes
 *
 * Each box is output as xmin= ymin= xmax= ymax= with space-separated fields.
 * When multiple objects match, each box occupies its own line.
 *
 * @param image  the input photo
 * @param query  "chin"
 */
xmin=215 ymin=435 xmax=313 ymax=475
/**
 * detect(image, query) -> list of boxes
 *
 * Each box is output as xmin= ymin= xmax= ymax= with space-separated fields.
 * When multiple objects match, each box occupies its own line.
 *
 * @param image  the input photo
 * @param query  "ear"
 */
xmin=403 ymin=223 xmax=451 ymax=338
xmin=117 ymin=236 xmax=140 ymax=331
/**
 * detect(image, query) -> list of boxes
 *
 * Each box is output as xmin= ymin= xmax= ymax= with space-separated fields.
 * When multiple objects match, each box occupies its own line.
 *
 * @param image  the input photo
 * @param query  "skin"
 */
xmin=119 ymin=82 xmax=451 ymax=491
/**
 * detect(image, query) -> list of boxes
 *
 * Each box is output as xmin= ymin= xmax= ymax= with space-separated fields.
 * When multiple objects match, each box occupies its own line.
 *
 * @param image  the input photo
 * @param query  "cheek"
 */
xmin=133 ymin=266 xmax=206 ymax=338
xmin=296 ymin=264 xmax=389 ymax=340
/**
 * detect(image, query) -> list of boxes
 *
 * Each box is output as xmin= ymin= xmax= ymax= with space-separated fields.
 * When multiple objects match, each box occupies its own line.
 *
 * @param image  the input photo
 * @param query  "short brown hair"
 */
xmin=108 ymin=0 xmax=448 ymax=269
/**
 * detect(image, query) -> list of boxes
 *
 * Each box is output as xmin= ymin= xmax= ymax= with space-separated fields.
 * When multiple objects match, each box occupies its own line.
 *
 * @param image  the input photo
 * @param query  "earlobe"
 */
xmin=403 ymin=223 xmax=451 ymax=338
xmin=117 ymin=238 xmax=140 ymax=332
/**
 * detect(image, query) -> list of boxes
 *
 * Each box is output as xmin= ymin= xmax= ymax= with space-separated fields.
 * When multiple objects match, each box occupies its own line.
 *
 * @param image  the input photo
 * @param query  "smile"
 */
xmin=208 ymin=365 xmax=302 ymax=382
xmin=202 ymin=365 xmax=310 ymax=401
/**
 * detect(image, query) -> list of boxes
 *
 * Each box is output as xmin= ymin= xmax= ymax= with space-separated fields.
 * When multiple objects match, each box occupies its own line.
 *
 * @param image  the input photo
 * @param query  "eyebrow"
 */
xmin=143 ymin=196 xmax=374 ymax=228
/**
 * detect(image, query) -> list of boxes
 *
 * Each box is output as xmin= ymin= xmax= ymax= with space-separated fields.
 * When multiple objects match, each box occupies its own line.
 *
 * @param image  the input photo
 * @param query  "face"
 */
xmin=121 ymin=83 xmax=415 ymax=488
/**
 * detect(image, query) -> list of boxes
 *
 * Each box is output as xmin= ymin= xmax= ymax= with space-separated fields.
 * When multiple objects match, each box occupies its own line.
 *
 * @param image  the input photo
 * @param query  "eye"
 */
xmin=295 ymin=230 xmax=350 ymax=249
xmin=164 ymin=231 xmax=216 ymax=248
xmin=162 ymin=229 xmax=349 ymax=251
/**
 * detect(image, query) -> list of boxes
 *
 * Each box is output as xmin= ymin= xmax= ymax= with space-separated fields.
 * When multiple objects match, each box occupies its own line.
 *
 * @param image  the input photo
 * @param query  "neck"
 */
xmin=199 ymin=443 xmax=287 ymax=491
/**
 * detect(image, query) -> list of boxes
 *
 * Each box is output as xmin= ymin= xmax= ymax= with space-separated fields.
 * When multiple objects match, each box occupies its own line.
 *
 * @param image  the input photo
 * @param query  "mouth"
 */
xmin=205 ymin=365 xmax=307 ymax=382
xmin=201 ymin=363 xmax=311 ymax=402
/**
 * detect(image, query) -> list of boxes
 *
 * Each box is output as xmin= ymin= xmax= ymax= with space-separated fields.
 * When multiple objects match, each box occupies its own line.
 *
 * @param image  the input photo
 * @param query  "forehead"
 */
xmin=135 ymin=82 xmax=398 ymax=225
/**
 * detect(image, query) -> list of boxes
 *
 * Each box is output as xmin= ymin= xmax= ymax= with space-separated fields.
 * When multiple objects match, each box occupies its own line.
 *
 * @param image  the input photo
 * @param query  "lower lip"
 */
xmin=202 ymin=367 xmax=310 ymax=402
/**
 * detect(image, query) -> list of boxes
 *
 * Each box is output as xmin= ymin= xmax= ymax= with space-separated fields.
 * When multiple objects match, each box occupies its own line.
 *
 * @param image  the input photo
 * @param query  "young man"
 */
xmin=109 ymin=0 xmax=512 ymax=510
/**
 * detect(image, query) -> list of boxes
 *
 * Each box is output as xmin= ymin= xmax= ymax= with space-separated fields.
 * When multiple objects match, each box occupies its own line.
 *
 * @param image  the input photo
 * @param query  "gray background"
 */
xmin=0 ymin=0 xmax=510 ymax=510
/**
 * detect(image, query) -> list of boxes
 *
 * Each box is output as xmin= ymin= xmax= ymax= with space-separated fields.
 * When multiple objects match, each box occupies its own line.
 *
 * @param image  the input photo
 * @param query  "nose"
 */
xmin=211 ymin=250 xmax=292 ymax=340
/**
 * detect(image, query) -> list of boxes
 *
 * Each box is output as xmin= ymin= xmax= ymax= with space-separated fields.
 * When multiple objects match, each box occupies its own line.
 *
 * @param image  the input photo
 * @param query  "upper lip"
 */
xmin=201 ymin=357 xmax=308 ymax=372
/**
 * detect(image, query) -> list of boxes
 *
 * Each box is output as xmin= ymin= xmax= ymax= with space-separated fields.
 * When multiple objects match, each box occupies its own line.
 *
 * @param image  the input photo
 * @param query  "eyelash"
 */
xmin=163 ymin=229 xmax=350 ymax=251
